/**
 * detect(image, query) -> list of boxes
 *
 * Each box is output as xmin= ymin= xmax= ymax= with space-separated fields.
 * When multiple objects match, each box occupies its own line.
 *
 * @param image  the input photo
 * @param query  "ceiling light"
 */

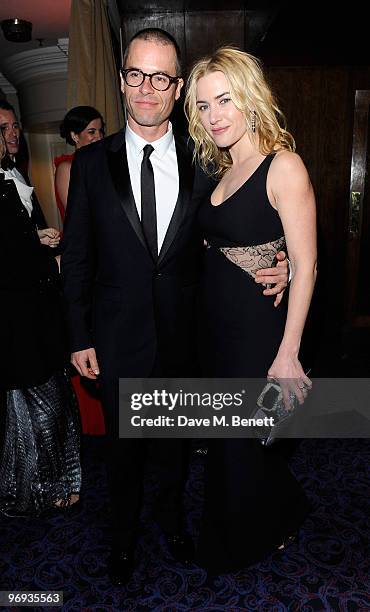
xmin=1 ymin=18 xmax=32 ymax=43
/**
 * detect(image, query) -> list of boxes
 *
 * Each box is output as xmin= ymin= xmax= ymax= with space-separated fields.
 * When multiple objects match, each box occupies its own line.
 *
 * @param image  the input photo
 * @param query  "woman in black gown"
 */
xmin=0 ymin=131 xmax=81 ymax=516
xmin=185 ymin=48 xmax=317 ymax=573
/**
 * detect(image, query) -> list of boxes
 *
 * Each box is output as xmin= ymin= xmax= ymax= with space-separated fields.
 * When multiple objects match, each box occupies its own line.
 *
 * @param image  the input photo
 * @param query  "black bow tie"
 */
xmin=1 ymin=155 xmax=15 ymax=170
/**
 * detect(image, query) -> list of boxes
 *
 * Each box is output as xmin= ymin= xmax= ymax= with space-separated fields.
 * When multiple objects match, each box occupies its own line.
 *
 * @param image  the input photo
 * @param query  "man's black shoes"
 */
xmin=107 ymin=533 xmax=195 ymax=584
xmin=108 ymin=548 xmax=135 ymax=586
xmin=166 ymin=532 xmax=195 ymax=564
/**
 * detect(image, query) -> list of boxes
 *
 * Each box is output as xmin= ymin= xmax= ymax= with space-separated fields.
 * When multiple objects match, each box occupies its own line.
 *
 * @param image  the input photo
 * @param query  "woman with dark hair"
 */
xmin=0 ymin=130 xmax=81 ymax=516
xmin=54 ymin=106 xmax=105 ymax=435
xmin=55 ymin=106 xmax=104 ymax=220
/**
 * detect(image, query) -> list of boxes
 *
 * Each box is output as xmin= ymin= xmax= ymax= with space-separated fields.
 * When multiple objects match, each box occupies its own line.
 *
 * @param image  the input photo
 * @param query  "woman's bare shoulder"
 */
xmin=271 ymin=150 xmax=307 ymax=175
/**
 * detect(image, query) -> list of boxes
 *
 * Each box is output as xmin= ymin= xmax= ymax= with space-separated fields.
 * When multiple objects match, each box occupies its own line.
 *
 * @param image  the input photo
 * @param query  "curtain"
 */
xmin=67 ymin=0 xmax=124 ymax=135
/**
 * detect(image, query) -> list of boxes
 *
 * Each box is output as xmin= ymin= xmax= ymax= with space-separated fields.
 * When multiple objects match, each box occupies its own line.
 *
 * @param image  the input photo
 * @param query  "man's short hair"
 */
xmin=0 ymin=99 xmax=16 ymax=116
xmin=123 ymin=28 xmax=182 ymax=76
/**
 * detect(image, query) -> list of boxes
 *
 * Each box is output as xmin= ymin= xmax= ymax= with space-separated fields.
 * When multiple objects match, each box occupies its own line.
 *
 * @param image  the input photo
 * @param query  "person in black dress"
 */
xmin=185 ymin=47 xmax=317 ymax=573
xmin=0 ymin=131 xmax=81 ymax=516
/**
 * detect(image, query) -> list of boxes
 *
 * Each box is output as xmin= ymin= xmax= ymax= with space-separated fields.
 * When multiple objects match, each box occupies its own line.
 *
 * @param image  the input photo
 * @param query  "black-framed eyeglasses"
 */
xmin=121 ymin=68 xmax=181 ymax=92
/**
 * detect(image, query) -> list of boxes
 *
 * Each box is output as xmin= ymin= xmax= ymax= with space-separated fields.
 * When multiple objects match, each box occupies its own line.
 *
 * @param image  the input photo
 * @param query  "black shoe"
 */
xmin=108 ymin=548 xmax=135 ymax=586
xmin=166 ymin=533 xmax=195 ymax=564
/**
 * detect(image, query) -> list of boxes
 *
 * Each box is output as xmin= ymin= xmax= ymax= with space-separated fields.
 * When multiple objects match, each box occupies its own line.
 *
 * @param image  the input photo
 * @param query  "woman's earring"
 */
xmin=251 ymin=111 xmax=256 ymax=133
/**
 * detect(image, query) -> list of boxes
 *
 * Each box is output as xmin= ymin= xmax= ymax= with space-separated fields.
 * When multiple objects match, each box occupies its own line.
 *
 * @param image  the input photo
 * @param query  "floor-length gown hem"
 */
xmin=0 ymin=369 xmax=81 ymax=518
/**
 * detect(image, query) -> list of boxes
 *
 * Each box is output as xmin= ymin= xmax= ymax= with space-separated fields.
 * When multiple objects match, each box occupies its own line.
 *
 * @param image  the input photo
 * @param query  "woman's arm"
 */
xmin=267 ymin=151 xmax=317 ymax=400
xmin=55 ymin=160 xmax=72 ymax=211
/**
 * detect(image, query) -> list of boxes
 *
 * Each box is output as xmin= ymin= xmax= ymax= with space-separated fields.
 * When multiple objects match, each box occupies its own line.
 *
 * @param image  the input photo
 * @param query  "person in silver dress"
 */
xmin=0 ymin=130 xmax=81 ymax=516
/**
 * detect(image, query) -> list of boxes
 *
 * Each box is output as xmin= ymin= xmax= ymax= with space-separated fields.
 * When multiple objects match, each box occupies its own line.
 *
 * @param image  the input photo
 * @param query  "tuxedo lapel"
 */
xmin=106 ymin=131 xmax=147 ymax=251
xmin=158 ymin=135 xmax=195 ymax=265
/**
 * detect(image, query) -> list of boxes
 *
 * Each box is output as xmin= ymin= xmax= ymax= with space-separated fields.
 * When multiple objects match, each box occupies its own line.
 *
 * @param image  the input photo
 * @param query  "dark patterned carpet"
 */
xmin=0 ymin=437 xmax=369 ymax=612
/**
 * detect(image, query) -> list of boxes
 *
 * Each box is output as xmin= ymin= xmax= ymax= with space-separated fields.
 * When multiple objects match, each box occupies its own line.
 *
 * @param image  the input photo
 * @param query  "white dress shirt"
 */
xmin=1 ymin=167 xmax=34 ymax=217
xmin=125 ymin=122 xmax=179 ymax=251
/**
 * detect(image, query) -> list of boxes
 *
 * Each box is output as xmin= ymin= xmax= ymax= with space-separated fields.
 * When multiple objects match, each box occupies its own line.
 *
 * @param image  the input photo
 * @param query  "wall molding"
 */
xmin=1 ymin=39 xmax=69 ymax=87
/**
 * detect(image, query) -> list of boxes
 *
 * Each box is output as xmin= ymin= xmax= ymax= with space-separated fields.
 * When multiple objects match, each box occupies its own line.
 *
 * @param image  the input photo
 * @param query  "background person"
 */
xmin=55 ymin=105 xmax=105 ymax=221
xmin=0 ymin=130 xmax=81 ymax=516
xmin=0 ymin=99 xmax=59 ymax=246
xmin=55 ymin=106 xmax=105 ymax=436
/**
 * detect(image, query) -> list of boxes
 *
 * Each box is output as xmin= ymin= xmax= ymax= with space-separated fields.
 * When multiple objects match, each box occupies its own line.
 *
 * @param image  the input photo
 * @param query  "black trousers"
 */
xmin=100 ymin=368 xmax=189 ymax=550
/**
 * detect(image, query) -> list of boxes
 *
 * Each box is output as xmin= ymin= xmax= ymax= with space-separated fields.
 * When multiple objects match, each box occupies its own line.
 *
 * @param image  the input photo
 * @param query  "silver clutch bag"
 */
xmin=254 ymin=370 xmax=311 ymax=446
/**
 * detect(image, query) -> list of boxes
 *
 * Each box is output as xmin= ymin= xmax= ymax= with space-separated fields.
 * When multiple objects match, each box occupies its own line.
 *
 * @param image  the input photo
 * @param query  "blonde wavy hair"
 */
xmin=184 ymin=47 xmax=295 ymax=177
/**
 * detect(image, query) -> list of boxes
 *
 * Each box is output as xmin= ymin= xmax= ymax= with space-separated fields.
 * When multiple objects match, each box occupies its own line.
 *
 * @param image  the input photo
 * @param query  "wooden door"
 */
xmin=344 ymin=90 xmax=370 ymax=329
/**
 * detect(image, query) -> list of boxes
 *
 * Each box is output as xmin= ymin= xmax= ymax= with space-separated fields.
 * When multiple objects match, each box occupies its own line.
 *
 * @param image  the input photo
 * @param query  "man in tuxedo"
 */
xmin=0 ymin=100 xmax=60 ymax=247
xmin=61 ymin=28 xmax=288 ymax=585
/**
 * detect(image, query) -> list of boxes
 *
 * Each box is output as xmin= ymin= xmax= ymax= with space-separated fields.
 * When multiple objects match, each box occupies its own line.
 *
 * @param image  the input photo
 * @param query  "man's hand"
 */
xmin=255 ymin=250 xmax=289 ymax=307
xmin=71 ymin=348 xmax=100 ymax=379
xmin=38 ymin=227 xmax=61 ymax=248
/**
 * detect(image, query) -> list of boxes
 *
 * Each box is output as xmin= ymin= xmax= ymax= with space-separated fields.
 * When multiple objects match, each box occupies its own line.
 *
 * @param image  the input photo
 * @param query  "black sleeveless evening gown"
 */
xmin=196 ymin=154 xmax=310 ymax=573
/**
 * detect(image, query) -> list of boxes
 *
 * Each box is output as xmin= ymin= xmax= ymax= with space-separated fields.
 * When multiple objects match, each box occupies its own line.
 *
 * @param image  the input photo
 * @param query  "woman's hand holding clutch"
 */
xmin=267 ymin=351 xmax=312 ymax=411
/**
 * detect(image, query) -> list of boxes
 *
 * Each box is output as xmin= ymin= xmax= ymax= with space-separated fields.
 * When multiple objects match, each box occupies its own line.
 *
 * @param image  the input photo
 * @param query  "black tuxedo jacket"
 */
xmin=61 ymin=128 xmax=212 ymax=379
xmin=0 ymin=173 xmax=65 ymax=389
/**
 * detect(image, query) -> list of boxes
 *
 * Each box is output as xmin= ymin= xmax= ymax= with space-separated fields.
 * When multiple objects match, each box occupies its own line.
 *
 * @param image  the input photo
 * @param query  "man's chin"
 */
xmin=6 ymin=146 xmax=19 ymax=156
xmin=131 ymin=113 xmax=166 ymax=128
xmin=137 ymin=120 xmax=161 ymax=128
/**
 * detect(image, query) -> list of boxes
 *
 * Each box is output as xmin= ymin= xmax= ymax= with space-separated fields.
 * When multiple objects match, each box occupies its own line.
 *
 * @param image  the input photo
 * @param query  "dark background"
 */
xmin=116 ymin=1 xmax=370 ymax=374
